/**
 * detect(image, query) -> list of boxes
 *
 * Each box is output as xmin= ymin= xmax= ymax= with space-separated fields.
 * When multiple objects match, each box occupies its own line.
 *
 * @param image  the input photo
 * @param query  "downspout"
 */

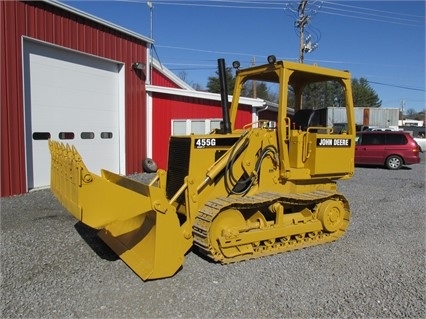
xmin=145 ymin=90 xmax=153 ymax=159
xmin=255 ymin=103 xmax=269 ymax=123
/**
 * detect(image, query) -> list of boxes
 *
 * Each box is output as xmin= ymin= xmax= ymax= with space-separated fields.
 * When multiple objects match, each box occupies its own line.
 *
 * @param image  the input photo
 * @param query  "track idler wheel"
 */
xmin=209 ymin=209 xmax=253 ymax=259
xmin=317 ymin=199 xmax=345 ymax=233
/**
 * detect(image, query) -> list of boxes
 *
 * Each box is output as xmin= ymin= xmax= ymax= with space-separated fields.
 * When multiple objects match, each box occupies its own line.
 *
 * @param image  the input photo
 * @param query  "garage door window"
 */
xmin=32 ymin=132 xmax=51 ymax=140
xmin=32 ymin=131 xmax=111 ymax=140
xmin=59 ymin=132 xmax=75 ymax=140
xmin=81 ymin=132 xmax=95 ymax=139
xmin=101 ymin=132 xmax=113 ymax=139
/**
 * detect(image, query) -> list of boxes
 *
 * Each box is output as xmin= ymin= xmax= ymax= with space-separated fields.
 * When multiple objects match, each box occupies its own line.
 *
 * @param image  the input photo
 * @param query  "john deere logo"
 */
xmin=317 ymin=138 xmax=351 ymax=147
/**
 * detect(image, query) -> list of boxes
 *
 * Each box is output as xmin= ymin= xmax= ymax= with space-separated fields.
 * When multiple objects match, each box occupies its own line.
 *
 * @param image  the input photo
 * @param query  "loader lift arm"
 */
xmin=49 ymin=56 xmax=356 ymax=281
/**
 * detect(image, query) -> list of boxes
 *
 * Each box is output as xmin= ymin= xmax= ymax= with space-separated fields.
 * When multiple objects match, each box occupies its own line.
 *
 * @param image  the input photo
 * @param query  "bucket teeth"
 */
xmin=48 ymin=140 xmax=186 ymax=281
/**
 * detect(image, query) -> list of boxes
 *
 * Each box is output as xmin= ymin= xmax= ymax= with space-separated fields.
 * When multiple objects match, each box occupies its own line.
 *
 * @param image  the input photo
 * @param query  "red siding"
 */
xmin=1 ymin=1 xmax=148 ymax=196
xmin=152 ymin=70 xmax=181 ymax=88
xmin=152 ymin=93 xmax=252 ymax=169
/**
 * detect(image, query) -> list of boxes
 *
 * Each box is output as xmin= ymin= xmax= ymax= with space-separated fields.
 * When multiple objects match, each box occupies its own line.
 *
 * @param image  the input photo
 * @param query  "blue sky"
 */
xmin=62 ymin=0 xmax=425 ymax=112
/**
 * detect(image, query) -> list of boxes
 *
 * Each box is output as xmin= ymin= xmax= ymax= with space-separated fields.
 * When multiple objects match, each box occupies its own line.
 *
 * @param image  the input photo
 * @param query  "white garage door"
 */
xmin=23 ymin=39 xmax=125 ymax=190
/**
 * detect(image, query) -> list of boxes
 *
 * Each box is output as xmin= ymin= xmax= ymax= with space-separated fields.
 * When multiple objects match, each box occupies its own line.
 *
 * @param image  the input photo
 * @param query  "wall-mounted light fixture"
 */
xmin=132 ymin=62 xmax=146 ymax=70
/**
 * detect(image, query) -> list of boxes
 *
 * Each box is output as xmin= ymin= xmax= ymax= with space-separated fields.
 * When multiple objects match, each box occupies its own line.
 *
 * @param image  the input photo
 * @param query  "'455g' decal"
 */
xmin=195 ymin=138 xmax=216 ymax=148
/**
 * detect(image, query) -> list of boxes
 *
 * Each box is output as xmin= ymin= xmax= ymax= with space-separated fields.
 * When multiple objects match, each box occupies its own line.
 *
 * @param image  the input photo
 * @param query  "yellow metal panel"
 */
xmin=48 ymin=58 xmax=357 ymax=281
xmin=49 ymin=140 xmax=186 ymax=281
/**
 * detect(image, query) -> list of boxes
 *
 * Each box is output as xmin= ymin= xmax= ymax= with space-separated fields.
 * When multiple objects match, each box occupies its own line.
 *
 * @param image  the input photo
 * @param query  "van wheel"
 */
xmin=142 ymin=158 xmax=158 ymax=173
xmin=385 ymin=155 xmax=403 ymax=170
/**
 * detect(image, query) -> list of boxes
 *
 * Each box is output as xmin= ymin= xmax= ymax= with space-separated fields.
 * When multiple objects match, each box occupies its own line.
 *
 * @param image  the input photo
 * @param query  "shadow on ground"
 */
xmin=74 ymin=222 xmax=119 ymax=261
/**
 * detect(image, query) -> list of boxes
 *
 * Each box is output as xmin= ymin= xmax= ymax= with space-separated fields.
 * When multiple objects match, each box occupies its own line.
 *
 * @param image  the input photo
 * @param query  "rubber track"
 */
xmin=192 ymin=190 xmax=350 ymax=264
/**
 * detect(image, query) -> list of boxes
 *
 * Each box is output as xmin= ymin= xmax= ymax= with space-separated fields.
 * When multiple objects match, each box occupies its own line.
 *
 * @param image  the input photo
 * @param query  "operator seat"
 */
xmin=292 ymin=109 xmax=315 ymax=131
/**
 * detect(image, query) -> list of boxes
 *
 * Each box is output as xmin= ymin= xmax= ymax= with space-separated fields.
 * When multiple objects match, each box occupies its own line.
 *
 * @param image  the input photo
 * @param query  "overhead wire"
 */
xmin=123 ymin=0 xmax=423 ymax=25
xmin=134 ymin=0 xmax=424 ymax=93
xmin=149 ymin=0 xmax=423 ymax=26
xmin=322 ymin=0 xmax=424 ymax=20
xmin=320 ymin=6 xmax=423 ymax=27
xmin=368 ymin=81 xmax=425 ymax=92
xmin=150 ymin=0 xmax=423 ymax=62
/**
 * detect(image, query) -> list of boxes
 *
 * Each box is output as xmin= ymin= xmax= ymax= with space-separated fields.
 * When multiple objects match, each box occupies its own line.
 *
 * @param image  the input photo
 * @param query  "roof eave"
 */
xmin=146 ymin=85 xmax=268 ymax=107
xmin=42 ymin=0 xmax=153 ymax=44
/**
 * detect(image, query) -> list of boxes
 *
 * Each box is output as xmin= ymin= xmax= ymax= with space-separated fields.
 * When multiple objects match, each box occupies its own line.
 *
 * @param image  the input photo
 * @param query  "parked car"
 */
xmin=355 ymin=131 xmax=421 ymax=169
xmin=364 ymin=127 xmax=399 ymax=131
xmin=332 ymin=123 xmax=368 ymax=134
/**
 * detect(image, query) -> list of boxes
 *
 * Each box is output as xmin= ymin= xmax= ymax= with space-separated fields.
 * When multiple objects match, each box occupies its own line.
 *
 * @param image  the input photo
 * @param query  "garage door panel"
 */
xmin=30 ymin=57 xmax=118 ymax=110
xmin=24 ymin=39 xmax=123 ymax=190
xmin=32 ymin=104 xmax=119 ymax=127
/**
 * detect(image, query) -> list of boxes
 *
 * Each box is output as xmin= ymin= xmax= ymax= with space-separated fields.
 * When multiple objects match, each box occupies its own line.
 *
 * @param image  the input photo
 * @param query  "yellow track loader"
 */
xmin=49 ymin=56 xmax=355 ymax=280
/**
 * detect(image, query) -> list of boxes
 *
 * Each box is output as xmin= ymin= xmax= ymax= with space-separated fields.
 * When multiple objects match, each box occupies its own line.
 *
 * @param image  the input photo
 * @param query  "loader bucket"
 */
xmin=49 ymin=140 xmax=185 ymax=280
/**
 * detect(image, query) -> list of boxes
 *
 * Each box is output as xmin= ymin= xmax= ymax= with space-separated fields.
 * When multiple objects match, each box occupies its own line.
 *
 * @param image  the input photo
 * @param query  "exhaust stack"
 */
xmin=218 ymin=58 xmax=232 ymax=134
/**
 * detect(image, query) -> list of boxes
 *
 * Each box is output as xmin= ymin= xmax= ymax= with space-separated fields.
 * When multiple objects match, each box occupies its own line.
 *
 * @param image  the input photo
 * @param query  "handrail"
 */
xmin=243 ymin=120 xmax=270 ymax=130
xmin=307 ymin=126 xmax=333 ymax=133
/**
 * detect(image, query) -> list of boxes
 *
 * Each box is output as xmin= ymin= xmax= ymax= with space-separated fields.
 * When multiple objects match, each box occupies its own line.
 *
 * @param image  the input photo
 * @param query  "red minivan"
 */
xmin=355 ymin=131 xmax=421 ymax=169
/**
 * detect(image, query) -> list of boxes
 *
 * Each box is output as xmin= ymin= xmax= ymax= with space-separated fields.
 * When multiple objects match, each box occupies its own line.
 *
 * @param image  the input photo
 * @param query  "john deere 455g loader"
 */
xmin=49 ymin=56 xmax=356 ymax=281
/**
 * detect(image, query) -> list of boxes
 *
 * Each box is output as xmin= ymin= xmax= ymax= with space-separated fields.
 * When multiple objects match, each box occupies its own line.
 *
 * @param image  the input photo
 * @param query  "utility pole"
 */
xmin=251 ymin=56 xmax=257 ymax=98
xmin=294 ymin=0 xmax=319 ymax=63
xmin=297 ymin=0 xmax=309 ymax=63
xmin=147 ymin=1 xmax=153 ymax=84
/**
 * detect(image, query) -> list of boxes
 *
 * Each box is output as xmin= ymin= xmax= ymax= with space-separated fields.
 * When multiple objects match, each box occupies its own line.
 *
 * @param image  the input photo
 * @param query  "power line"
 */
xmin=145 ymin=1 xmax=424 ymax=95
xmin=153 ymin=1 xmax=422 ymax=21
xmin=320 ymin=5 xmax=423 ymax=27
xmin=122 ymin=0 xmax=424 ymax=27
xmin=155 ymin=44 xmax=260 ymax=57
xmin=322 ymin=0 xmax=424 ymax=20
xmin=368 ymin=81 xmax=426 ymax=92
xmin=157 ymin=50 xmax=425 ymax=93
xmin=147 ymin=1 xmax=286 ymax=10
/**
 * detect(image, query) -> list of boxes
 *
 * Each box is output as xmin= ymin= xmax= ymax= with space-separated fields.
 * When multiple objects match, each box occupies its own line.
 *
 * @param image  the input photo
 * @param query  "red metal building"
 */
xmin=1 ymin=0 xmax=273 ymax=197
xmin=146 ymin=85 xmax=258 ymax=169
xmin=1 ymin=0 xmax=152 ymax=196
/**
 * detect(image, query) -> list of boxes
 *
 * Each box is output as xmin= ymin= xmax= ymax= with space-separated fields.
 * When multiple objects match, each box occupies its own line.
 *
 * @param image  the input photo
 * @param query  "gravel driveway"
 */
xmin=1 ymin=156 xmax=425 ymax=318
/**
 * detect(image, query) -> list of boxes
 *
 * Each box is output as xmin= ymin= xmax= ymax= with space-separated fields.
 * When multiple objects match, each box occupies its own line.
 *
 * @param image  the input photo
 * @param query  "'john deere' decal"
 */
xmin=317 ymin=138 xmax=351 ymax=147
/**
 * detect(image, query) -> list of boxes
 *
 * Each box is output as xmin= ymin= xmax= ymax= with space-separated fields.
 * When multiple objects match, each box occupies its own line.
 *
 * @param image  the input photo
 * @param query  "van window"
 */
xmin=386 ymin=134 xmax=407 ymax=145
xmin=361 ymin=133 xmax=385 ymax=145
